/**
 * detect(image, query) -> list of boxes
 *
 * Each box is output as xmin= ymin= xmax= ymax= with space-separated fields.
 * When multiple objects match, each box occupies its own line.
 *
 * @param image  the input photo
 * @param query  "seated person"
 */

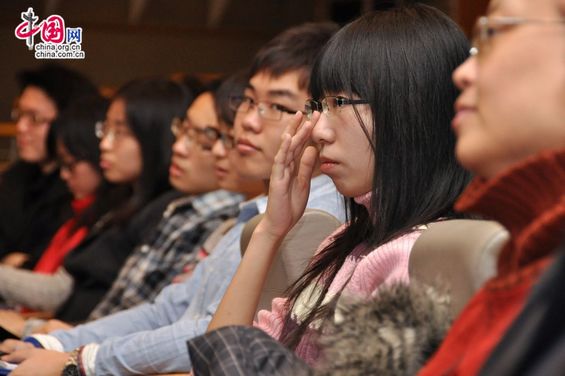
xmin=87 ymin=73 xmax=262 ymax=321
xmin=418 ymin=0 xmax=565 ymax=374
xmin=206 ymin=2 xmax=470 ymax=367
xmin=0 ymin=78 xmax=191 ymax=324
xmin=0 ymin=22 xmax=344 ymax=375
xmin=0 ymin=64 xmax=99 ymax=269
xmin=0 ymin=95 xmax=119 ymax=318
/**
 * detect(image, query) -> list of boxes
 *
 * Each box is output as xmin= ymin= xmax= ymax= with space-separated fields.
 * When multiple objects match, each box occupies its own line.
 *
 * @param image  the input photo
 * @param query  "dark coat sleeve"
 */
xmin=56 ymin=190 xmax=181 ymax=322
xmin=0 ymin=162 xmax=72 ymax=267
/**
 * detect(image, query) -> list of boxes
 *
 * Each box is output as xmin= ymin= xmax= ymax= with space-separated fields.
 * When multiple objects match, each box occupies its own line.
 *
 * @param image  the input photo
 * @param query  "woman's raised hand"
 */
xmin=259 ymin=111 xmax=320 ymax=239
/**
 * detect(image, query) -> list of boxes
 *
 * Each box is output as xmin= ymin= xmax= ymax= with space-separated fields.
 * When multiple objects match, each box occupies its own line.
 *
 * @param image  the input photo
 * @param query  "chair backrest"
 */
xmin=240 ymin=209 xmax=342 ymax=315
xmin=409 ymin=219 xmax=509 ymax=316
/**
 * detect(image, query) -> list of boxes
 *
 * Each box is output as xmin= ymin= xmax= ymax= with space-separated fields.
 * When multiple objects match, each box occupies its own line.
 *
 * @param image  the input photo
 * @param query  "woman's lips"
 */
xmin=169 ymin=162 xmax=184 ymax=178
xmin=99 ymin=158 xmax=111 ymax=170
xmin=452 ymin=103 xmax=476 ymax=132
xmin=319 ymin=156 xmax=339 ymax=174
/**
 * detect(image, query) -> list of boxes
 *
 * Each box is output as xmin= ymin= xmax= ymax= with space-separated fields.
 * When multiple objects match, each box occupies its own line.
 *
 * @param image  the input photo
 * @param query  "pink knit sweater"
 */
xmin=254 ymin=193 xmax=424 ymax=365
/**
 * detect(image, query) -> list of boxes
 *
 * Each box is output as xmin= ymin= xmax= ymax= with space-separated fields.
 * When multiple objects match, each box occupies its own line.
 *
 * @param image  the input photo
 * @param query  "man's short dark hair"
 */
xmin=249 ymin=22 xmax=339 ymax=91
xmin=17 ymin=63 xmax=98 ymax=113
xmin=16 ymin=64 xmax=98 ymax=160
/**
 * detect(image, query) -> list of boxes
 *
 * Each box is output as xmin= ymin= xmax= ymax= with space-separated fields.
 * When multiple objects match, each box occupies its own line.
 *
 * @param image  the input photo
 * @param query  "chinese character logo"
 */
xmin=14 ymin=7 xmax=40 ymax=50
xmin=15 ymin=7 xmax=85 ymax=59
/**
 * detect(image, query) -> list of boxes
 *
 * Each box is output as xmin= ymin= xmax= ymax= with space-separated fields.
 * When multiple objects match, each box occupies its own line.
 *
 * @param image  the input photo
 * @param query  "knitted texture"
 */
xmin=419 ymin=149 xmax=565 ymax=376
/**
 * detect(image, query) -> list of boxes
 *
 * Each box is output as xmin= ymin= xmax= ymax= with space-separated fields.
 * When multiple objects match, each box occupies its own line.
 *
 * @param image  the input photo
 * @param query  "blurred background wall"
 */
xmin=0 ymin=0 xmax=488 ymax=166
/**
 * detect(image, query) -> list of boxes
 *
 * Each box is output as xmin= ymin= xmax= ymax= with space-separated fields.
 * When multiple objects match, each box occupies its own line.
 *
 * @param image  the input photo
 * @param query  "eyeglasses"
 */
xmin=171 ymin=117 xmax=216 ymax=151
xmin=11 ymin=108 xmax=54 ymax=126
xmin=202 ymin=126 xmax=235 ymax=149
xmin=470 ymin=16 xmax=565 ymax=57
xmin=229 ymin=95 xmax=303 ymax=121
xmin=59 ymin=159 xmax=81 ymax=173
xmin=305 ymin=96 xmax=369 ymax=120
xmin=95 ymin=120 xmax=133 ymax=144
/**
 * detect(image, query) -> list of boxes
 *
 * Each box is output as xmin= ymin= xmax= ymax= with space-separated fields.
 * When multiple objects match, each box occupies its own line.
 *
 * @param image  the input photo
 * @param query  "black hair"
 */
xmin=281 ymin=4 xmax=473 ymax=349
xmin=110 ymin=78 xmax=191 ymax=224
xmin=16 ymin=64 xmax=99 ymax=161
xmin=53 ymin=96 xmax=107 ymax=170
xmin=51 ymin=96 xmax=127 ymax=232
xmin=214 ymin=71 xmax=248 ymax=127
xmin=249 ymin=22 xmax=340 ymax=91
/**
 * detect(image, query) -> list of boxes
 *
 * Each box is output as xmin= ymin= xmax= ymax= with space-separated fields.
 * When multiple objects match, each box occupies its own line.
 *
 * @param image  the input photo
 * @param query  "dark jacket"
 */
xmin=0 ymin=161 xmax=72 ymax=267
xmin=55 ymin=190 xmax=181 ymax=322
xmin=479 ymin=239 xmax=565 ymax=376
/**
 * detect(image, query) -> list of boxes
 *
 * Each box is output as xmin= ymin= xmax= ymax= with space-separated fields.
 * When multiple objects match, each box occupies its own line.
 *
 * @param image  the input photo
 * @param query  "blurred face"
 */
xmin=452 ymin=0 xmax=565 ymax=178
xmin=13 ymin=86 xmax=57 ymax=163
xmin=99 ymin=99 xmax=143 ymax=183
xmin=169 ymin=92 xmax=219 ymax=194
xmin=211 ymin=122 xmax=264 ymax=197
xmin=311 ymin=95 xmax=374 ymax=197
xmin=234 ymin=71 xmax=309 ymax=180
xmin=57 ymin=141 xmax=102 ymax=199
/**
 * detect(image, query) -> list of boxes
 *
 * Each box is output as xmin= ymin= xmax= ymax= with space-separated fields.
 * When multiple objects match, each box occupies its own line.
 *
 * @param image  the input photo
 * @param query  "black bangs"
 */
xmin=310 ymin=24 xmax=360 ymax=101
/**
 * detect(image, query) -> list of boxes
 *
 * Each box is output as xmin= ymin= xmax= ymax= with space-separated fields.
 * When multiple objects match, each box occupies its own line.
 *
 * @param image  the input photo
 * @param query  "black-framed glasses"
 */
xmin=229 ymin=95 xmax=303 ymax=121
xmin=470 ymin=16 xmax=565 ymax=57
xmin=203 ymin=126 xmax=236 ymax=149
xmin=171 ymin=117 xmax=216 ymax=151
xmin=11 ymin=108 xmax=54 ymax=126
xmin=95 ymin=120 xmax=132 ymax=143
xmin=305 ymin=96 xmax=369 ymax=120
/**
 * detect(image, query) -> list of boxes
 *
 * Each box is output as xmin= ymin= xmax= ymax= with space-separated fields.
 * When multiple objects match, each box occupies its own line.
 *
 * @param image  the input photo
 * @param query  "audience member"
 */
xmin=0 ymin=79 xmax=190 ymax=326
xmin=418 ymin=0 xmax=565 ymax=374
xmin=0 ymin=22 xmax=343 ymax=376
xmin=206 ymin=3 xmax=471 ymax=369
xmin=0 ymin=64 xmax=98 ymax=268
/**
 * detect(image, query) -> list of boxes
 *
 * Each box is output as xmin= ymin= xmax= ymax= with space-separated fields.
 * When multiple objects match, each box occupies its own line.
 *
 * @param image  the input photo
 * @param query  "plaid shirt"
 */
xmin=88 ymin=189 xmax=243 ymax=320
xmin=188 ymin=326 xmax=311 ymax=376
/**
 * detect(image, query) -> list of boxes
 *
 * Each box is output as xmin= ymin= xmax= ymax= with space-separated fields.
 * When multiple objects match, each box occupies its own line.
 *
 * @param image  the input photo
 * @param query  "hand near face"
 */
xmin=2 ymin=348 xmax=68 ymax=376
xmin=258 ymin=111 xmax=320 ymax=240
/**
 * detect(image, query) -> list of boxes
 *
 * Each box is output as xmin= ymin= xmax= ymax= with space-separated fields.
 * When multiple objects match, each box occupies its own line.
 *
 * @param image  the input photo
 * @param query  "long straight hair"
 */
xmin=52 ymin=95 xmax=129 ymax=232
xmin=281 ymin=4 xmax=472 ymax=349
xmin=110 ymin=78 xmax=191 ymax=224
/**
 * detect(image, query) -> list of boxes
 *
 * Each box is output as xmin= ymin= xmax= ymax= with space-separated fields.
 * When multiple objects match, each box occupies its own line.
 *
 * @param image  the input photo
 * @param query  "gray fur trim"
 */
xmin=315 ymin=282 xmax=452 ymax=376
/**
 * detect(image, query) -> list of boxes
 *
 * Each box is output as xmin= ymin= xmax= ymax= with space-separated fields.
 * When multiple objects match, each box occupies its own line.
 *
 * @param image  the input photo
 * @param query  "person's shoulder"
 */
xmin=0 ymin=161 xmax=40 ymax=185
xmin=140 ymin=190 xmax=185 ymax=217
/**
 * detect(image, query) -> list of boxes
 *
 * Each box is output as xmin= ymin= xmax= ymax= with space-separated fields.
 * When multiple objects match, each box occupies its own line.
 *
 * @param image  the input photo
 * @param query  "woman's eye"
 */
xmin=335 ymin=98 xmax=348 ymax=108
xmin=486 ymin=26 xmax=498 ymax=38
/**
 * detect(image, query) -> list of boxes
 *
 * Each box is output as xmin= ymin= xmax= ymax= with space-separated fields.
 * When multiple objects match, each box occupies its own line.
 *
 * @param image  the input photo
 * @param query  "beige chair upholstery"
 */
xmin=240 ymin=209 xmax=342 ymax=315
xmin=409 ymin=219 xmax=509 ymax=316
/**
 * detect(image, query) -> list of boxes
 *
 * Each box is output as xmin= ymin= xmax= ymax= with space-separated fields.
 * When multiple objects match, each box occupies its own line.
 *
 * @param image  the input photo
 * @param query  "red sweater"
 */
xmin=418 ymin=149 xmax=565 ymax=376
xmin=33 ymin=195 xmax=94 ymax=274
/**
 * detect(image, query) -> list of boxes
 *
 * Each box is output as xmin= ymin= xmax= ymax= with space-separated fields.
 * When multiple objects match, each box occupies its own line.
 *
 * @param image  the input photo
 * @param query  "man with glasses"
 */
xmin=0 ymin=64 xmax=98 ymax=269
xmin=1 ymin=23 xmax=343 ymax=375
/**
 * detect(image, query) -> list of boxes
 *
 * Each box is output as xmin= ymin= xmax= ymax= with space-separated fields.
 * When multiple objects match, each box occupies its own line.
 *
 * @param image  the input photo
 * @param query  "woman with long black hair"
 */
xmin=0 ymin=78 xmax=191 ymax=326
xmin=207 ymin=2 xmax=471 ymax=366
